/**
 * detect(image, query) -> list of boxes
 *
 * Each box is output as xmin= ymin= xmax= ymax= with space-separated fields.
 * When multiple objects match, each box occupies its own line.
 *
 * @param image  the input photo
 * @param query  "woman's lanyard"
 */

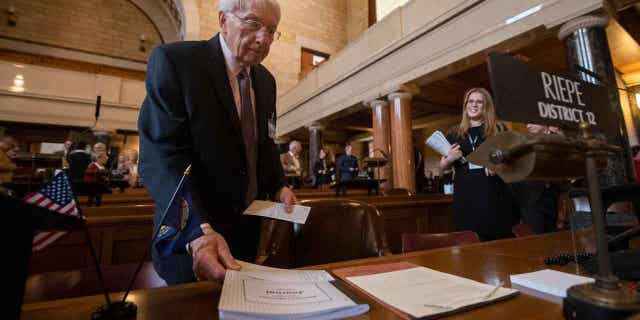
xmin=468 ymin=134 xmax=479 ymax=151
xmin=467 ymin=133 xmax=483 ymax=170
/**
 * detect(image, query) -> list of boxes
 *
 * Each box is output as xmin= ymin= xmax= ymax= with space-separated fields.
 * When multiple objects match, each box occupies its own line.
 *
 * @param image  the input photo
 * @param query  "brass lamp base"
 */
xmin=563 ymin=282 xmax=640 ymax=319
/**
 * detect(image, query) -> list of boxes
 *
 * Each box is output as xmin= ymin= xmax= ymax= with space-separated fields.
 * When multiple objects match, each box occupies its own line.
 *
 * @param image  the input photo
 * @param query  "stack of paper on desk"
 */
xmin=218 ymin=262 xmax=369 ymax=320
xmin=510 ymin=269 xmax=594 ymax=298
xmin=333 ymin=262 xmax=518 ymax=319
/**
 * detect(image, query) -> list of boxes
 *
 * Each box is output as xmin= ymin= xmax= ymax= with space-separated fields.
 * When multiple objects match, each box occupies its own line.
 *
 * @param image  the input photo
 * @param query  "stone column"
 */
xmin=559 ymin=15 xmax=632 ymax=185
xmin=388 ymin=91 xmax=416 ymax=193
xmin=367 ymin=99 xmax=393 ymax=191
xmin=307 ymin=123 xmax=324 ymax=180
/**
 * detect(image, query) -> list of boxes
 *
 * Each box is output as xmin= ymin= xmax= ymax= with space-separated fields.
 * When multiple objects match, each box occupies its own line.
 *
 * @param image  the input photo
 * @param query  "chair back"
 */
xmin=257 ymin=199 xmax=390 ymax=268
xmin=24 ymin=262 xmax=165 ymax=303
xmin=401 ymin=231 xmax=480 ymax=253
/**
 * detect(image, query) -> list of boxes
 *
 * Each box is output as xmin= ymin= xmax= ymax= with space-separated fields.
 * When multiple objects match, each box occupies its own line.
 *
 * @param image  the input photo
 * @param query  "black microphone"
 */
xmin=95 ymin=95 xmax=102 ymax=121
xmin=91 ymin=165 xmax=194 ymax=320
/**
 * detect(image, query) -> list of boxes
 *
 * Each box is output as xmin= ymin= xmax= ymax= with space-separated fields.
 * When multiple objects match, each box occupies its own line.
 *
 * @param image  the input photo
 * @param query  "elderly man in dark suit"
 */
xmin=138 ymin=0 xmax=295 ymax=284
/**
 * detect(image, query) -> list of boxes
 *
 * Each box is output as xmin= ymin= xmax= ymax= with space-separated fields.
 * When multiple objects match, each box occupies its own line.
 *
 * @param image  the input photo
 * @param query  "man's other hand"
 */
xmin=276 ymin=186 xmax=297 ymax=213
xmin=191 ymin=231 xmax=240 ymax=281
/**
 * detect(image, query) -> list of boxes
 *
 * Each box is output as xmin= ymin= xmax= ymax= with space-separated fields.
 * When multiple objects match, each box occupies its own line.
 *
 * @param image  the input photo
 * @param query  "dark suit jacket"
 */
xmin=67 ymin=150 xmax=91 ymax=183
xmin=138 ymin=34 xmax=286 ymax=284
xmin=338 ymin=155 xmax=358 ymax=181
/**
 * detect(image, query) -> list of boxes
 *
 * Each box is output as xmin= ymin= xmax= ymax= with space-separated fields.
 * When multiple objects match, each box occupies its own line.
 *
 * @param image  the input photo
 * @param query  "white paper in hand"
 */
xmin=426 ymin=130 xmax=467 ymax=164
xmin=425 ymin=131 xmax=452 ymax=157
xmin=243 ymin=200 xmax=311 ymax=224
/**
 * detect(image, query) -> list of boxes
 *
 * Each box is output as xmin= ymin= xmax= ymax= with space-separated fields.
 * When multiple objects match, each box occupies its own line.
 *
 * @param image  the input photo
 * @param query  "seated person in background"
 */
xmin=110 ymin=154 xmax=130 ymax=192
xmin=425 ymin=170 xmax=436 ymax=193
xmin=313 ymin=148 xmax=334 ymax=190
xmin=67 ymin=142 xmax=92 ymax=187
xmin=116 ymin=154 xmax=128 ymax=174
xmin=510 ymin=124 xmax=564 ymax=234
xmin=92 ymin=142 xmax=114 ymax=169
xmin=0 ymin=136 xmax=18 ymax=185
xmin=54 ymin=140 xmax=72 ymax=169
xmin=338 ymin=143 xmax=358 ymax=181
xmin=415 ymin=147 xmax=425 ymax=192
xmin=84 ymin=153 xmax=110 ymax=206
xmin=280 ymin=140 xmax=303 ymax=189
xmin=124 ymin=149 xmax=140 ymax=188
xmin=92 ymin=142 xmax=107 ymax=156
xmin=632 ymin=145 xmax=640 ymax=184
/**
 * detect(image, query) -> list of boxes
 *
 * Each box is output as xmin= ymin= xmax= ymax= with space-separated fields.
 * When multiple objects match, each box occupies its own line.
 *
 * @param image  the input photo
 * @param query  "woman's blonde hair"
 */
xmin=455 ymin=87 xmax=498 ymax=138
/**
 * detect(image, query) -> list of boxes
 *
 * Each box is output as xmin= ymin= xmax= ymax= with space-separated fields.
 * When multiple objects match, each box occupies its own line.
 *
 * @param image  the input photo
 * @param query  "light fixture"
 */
xmin=505 ymin=4 xmax=543 ymax=25
xmin=312 ymin=55 xmax=326 ymax=66
xmin=7 ymin=5 xmax=16 ymax=27
xmin=10 ymin=74 xmax=24 ymax=92
xmin=139 ymin=34 xmax=147 ymax=52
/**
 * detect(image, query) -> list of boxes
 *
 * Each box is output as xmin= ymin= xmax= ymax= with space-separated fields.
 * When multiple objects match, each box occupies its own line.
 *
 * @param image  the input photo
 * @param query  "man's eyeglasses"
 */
xmin=227 ymin=12 xmax=281 ymax=41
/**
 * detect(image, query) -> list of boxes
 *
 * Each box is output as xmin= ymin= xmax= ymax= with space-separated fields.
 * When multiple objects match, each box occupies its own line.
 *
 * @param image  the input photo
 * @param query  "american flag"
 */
xmin=23 ymin=172 xmax=80 ymax=251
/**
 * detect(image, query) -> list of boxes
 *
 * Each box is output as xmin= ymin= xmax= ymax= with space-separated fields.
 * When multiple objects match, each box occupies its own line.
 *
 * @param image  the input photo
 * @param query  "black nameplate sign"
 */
xmin=487 ymin=52 xmax=616 ymax=136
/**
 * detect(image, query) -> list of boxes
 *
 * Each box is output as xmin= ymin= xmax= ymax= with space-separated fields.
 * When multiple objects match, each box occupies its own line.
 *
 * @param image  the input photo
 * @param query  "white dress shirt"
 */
xmin=289 ymin=151 xmax=301 ymax=175
xmin=219 ymin=34 xmax=256 ymax=117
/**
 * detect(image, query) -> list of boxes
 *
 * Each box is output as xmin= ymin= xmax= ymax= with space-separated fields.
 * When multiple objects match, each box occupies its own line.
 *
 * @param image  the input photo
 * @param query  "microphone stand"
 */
xmin=60 ymin=168 xmax=134 ymax=320
xmin=92 ymin=164 xmax=193 ymax=319
xmin=76 ymin=96 xmax=102 ymax=142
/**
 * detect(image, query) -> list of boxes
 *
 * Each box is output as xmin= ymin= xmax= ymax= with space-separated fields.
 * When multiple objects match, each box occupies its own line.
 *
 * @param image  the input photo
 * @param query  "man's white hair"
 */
xmin=219 ymin=0 xmax=280 ymax=13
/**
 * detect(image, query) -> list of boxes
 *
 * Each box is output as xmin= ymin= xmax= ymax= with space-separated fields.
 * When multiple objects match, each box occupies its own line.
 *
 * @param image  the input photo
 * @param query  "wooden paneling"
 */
xmin=29 ymin=216 xmax=153 ymax=274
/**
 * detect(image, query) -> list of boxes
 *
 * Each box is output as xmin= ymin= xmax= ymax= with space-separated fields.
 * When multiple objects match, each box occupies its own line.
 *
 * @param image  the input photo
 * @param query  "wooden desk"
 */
xmin=22 ymin=231 xmax=594 ymax=319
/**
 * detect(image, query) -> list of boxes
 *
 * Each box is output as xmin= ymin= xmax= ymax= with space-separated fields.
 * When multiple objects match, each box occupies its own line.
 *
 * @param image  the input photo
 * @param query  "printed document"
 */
xmin=219 ymin=269 xmax=369 ymax=320
xmin=346 ymin=266 xmax=517 ymax=318
xmin=243 ymin=200 xmax=311 ymax=224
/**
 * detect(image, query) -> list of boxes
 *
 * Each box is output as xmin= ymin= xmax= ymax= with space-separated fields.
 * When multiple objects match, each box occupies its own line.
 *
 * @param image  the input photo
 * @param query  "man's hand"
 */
xmin=485 ymin=168 xmax=496 ymax=176
xmin=275 ymin=186 xmax=297 ymax=213
xmin=191 ymin=231 xmax=240 ymax=281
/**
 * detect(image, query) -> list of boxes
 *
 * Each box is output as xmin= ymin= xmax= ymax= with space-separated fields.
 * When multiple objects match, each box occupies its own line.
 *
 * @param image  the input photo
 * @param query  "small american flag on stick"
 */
xmin=23 ymin=172 xmax=81 ymax=251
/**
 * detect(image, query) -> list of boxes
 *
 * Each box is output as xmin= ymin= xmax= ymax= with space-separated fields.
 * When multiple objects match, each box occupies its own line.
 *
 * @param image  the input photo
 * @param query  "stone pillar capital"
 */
xmin=91 ymin=129 xmax=114 ymax=136
xmin=274 ymin=137 xmax=288 ymax=144
xmin=387 ymin=91 xmax=414 ymax=101
xmin=558 ymin=15 xmax=609 ymax=40
xmin=365 ymin=99 xmax=389 ymax=109
xmin=306 ymin=122 xmax=325 ymax=131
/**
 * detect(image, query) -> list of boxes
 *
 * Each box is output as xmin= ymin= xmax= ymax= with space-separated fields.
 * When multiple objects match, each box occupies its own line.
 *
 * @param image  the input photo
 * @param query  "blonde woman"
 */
xmin=439 ymin=88 xmax=518 ymax=241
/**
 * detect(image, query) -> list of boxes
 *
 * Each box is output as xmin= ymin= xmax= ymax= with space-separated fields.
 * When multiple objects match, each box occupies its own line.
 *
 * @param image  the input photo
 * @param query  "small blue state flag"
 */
xmin=155 ymin=183 xmax=204 ymax=257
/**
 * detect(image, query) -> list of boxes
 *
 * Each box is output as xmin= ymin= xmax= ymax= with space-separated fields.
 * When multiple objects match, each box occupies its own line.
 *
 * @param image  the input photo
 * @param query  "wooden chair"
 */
xmin=24 ymin=262 xmax=165 ymax=303
xmin=512 ymin=223 xmax=536 ymax=237
xmin=401 ymin=231 xmax=480 ymax=253
xmin=256 ymin=199 xmax=391 ymax=268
